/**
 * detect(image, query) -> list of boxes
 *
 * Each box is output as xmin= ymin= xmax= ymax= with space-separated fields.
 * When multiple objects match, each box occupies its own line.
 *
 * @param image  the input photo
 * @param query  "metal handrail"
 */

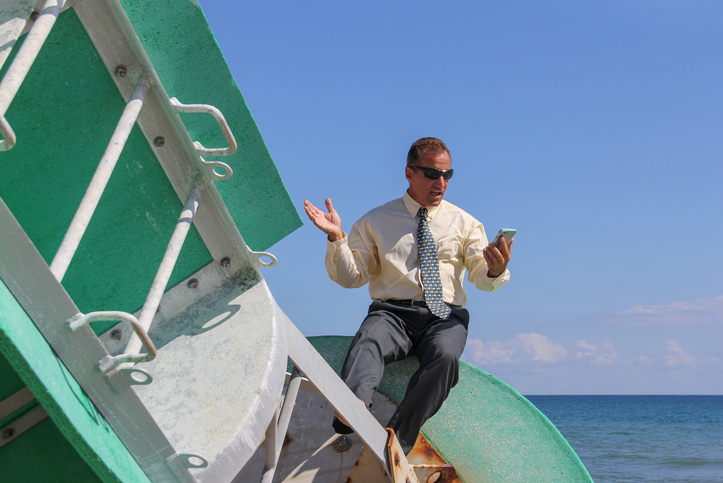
xmin=123 ymin=183 xmax=203 ymax=357
xmin=49 ymin=76 xmax=150 ymax=282
xmin=0 ymin=0 xmax=65 ymax=151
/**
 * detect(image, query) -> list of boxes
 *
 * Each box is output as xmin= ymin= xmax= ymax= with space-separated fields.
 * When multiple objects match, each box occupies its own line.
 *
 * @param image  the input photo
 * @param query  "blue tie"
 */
xmin=417 ymin=208 xmax=451 ymax=319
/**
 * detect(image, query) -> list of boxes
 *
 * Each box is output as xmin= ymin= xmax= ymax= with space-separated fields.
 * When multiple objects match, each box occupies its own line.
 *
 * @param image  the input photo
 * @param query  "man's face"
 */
xmin=405 ymin=150 xmax=452 ymax=207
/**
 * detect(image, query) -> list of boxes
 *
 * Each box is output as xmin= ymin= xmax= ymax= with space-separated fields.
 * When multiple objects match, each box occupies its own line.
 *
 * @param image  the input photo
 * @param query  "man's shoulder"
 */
xmin=359 ymin=197 xmax=406 ymax=221
xmin=439 ymin=199 xmax=478 ymax=222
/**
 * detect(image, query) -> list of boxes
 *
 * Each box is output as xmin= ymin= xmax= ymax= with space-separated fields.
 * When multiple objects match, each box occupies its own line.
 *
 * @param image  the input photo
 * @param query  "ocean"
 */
xmin=526 ymin=396 xmax=723 ymax=483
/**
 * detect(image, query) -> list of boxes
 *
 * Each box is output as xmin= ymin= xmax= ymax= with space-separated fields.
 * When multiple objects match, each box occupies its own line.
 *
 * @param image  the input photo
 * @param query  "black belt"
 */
xmin=383 ymin=299 xmax=459 ymax=309
xmin=385 ymin=299 xmax=427 ymax=307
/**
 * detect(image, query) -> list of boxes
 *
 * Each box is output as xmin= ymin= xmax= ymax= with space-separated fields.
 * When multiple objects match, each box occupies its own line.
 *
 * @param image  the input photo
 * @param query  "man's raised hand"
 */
xmin=304 ymin=198 xmax=344 ymax=241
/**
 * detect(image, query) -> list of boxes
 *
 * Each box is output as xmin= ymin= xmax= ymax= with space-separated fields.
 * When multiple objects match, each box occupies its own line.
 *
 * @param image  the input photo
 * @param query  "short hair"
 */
xmin=407 ymin=137 xmax=450 ymax=165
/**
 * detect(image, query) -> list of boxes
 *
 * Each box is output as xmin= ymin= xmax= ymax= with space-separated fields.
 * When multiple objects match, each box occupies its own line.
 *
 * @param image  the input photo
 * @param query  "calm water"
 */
xmin=526 ymin=396 xmax=723 ymax=483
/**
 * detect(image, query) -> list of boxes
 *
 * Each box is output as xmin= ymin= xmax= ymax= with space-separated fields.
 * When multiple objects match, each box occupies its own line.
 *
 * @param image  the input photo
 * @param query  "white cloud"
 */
xmin=464 ymin=332 xmax=567 ymax=365
xmin=514 ymin=333 xmax=568 ymax=362
xmin=574 ymin=339 xmax=621 ymax=365
xmin=664 ymin=339 xmax=696 ymax=366
xmin=614 ymin=295 xmax=723 ymax=324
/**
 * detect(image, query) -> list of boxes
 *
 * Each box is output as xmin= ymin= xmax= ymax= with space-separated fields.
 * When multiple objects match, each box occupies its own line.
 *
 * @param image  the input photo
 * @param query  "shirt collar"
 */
xmin=402 ymin=191 xmax=444 ymax=219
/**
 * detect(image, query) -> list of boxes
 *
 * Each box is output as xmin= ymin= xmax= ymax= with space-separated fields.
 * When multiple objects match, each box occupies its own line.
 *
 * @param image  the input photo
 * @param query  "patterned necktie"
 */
xmin=417 ymin=207 xmax=451 ymax=319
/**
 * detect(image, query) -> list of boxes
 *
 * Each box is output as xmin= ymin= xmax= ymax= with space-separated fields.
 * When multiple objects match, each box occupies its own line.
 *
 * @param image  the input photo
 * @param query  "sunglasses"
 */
xmin=407 ymin=165 xmax=454 ymax=180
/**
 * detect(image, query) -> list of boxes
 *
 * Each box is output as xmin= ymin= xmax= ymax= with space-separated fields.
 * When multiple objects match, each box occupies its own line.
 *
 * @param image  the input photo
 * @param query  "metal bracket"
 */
xmin=248 ymin=248 xmax=277 ymax=268
xmin=0 ymin=386 xmax=35 ymax=420
xmin=104 ymin=366 xmax=154 ymax=395
xmin=386 ymin=428 xmax=420 ymax=483
xmin=67 ymin=311 xmax=158 ymax=374
xmin=0 ymin=405 xmax=49 ymax=449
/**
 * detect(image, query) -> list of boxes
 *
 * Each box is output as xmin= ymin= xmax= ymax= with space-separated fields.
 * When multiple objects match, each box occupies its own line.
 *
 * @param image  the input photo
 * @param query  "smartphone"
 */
xmin=492 ymin=228 xmax=516 ymax=246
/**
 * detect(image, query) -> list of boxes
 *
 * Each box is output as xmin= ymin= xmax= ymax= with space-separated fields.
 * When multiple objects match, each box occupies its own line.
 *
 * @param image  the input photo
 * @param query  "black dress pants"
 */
xmin=339 ymin=299 xmax=469 ymax=454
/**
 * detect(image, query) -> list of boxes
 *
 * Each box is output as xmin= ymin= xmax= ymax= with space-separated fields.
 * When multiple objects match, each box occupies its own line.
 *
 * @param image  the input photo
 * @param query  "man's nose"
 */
xmin=434 ymin=176 xmax=447 ymax=188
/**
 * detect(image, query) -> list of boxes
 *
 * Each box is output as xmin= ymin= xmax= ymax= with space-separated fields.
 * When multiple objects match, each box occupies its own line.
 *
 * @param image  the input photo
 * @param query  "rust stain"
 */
xmin=394 ymin=451 xmax=401 ymax=467
xmin=407 ymin=433 xmax=463 ymax=483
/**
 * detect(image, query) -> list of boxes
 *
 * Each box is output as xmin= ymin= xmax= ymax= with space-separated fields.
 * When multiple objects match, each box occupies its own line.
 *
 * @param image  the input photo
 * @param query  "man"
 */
xmin=304 ymin=137 xmax=512 ymax=454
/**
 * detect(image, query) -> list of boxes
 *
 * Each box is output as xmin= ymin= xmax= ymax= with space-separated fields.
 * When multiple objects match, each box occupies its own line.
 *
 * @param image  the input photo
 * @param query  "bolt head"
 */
xmin=187 ymin=278 xmax=199 ymax=289
xmin=110 ymin=329 xmax=122 ymax=340
xmin=115 ymin=65 xmax=127 ymax=77
xmin=30 ymin=10 xmax=39 ymax=21
xmin=153 ymin=136 xmax=165 ymax=147
xmin=334 ymin=435 xmax=352 ymax=452
xmin=220 ymin=257 xmax=231 ymax=267
xmin=2 ymin=428 xmax=14 ymax=439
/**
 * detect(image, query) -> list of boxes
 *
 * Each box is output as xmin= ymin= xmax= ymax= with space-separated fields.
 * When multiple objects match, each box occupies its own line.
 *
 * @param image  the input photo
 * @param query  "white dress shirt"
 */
xmin=325 ymin=191 xmax=509 ymax=307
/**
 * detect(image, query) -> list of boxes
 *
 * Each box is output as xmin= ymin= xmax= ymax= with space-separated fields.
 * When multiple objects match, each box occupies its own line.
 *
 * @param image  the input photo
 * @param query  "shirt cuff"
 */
xmin=326 ymin=231 xmax=348 ymax=251
xmin=479 ymin=268 xmax=510 ymax=292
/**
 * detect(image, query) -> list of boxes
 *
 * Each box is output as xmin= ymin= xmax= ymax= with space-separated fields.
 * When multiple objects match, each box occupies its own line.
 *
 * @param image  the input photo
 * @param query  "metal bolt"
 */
xmin=110 ymin=329 xmax=122 ymax=340
xmin=30 ymin=10 xmax=39 ymax=21
xmin=334 ymin=435 xmax=352 ymax=452
xmin=220 ymin=257 xmax=231 ymax=267
xmin=187 ymin=278 xmax=199 ymax=289
xmin=153 ymin=136 xmax=165 ymax=147
xmin=115 ymin=65 xmax=127 ymax=77
xmin=2 ymin=428 xmax=14 ymax=439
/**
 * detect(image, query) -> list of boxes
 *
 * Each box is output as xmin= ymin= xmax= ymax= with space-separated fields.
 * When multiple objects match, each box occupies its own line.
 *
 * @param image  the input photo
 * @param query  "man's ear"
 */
xmin=405 ymin=166 xmax=413 ymax=181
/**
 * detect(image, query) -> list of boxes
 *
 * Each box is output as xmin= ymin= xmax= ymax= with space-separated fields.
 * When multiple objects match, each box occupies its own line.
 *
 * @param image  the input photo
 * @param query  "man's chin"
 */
xmin=427 ymin=193 xmax=444 ymax=205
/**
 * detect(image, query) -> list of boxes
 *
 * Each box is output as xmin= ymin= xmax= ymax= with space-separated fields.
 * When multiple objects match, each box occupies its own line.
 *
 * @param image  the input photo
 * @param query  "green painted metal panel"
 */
xmin=306 ymin=336 xmax=593 ymax=483
xmin=119 ymin=0 xmax=303 ymax=251
xmin=0 ymin=9 xmax=213 ymax=334
xmin=0 ymin=279 xmax=150 ymax=482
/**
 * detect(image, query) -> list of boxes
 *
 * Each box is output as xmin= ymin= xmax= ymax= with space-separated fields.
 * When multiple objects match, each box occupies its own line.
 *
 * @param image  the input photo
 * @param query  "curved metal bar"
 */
xmin=169 ymin=97 xmax=237 ymax=157
xmin=0 ymin=115 xmax=16 ymax=151
xmin=67 ymin=311 xmax=158 ymax=374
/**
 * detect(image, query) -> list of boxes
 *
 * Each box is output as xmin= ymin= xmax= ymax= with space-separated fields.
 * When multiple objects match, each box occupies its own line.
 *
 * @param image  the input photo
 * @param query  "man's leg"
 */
xmin=334 ymin=301 xmax=415 ymax=432
xmin=386 ymin=306 xmax=469 ymax=454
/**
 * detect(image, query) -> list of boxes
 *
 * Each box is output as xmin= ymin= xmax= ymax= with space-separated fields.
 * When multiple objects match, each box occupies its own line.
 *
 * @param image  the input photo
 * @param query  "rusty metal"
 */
xmin=346 ymin=443 xmax=390 ymax=482
xmin=408 ymin=433 xmax=462 ymax=483
xmin=386 ymin=428 xmax=420 ymax=483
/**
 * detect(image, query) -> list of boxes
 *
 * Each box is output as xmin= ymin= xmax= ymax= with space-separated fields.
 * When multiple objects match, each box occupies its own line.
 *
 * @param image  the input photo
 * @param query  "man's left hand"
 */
xmin=484 ymin=237 xmax=513 ymax=278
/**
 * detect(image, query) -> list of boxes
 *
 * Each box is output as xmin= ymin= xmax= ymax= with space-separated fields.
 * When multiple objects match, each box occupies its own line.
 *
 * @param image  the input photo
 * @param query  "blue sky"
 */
xmin=199 ymin=1 xmax=723 ymax=394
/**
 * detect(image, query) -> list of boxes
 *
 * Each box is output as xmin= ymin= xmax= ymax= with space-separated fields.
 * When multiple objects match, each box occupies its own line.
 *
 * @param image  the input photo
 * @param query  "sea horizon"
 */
xmin=526 ymin=395 xmax=723 ymax=483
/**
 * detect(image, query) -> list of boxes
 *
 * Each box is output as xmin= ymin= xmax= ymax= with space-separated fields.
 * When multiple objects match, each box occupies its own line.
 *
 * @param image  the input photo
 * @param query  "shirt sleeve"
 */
xmin=464 ymin=220 xmax=510 ymax=292
xmin=324 ymin=220 xmax=378 ymax=289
